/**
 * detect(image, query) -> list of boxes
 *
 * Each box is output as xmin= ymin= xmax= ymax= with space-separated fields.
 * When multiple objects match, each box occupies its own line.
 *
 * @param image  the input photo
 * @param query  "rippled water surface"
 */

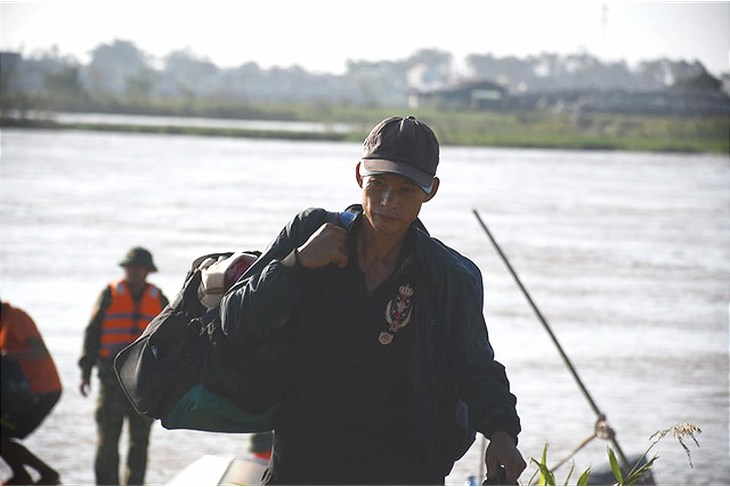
xmin=1 ymin=128 xmax=728 ymax=485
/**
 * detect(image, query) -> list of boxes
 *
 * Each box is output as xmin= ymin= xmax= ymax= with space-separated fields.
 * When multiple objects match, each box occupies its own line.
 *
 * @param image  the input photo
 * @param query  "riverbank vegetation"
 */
xmin=3 ymin=100 xmax=728 ymax=154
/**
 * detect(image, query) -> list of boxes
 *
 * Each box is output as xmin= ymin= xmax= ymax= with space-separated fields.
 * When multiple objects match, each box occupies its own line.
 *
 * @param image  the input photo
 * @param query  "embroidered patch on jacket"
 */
xmin=380 ymin=283 xmax=414 ymax=345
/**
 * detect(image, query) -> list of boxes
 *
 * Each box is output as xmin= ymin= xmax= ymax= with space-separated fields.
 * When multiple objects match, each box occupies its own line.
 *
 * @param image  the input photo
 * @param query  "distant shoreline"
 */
xmin=1 ymin=113 xmax=727 ymax=154
xmin=0 ymin=118 xmax=354 ymax=142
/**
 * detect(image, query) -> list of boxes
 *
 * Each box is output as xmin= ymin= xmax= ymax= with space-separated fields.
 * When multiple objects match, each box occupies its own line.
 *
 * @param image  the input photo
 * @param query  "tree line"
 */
xmin=0 ymin=39 xmax=723 ymax=113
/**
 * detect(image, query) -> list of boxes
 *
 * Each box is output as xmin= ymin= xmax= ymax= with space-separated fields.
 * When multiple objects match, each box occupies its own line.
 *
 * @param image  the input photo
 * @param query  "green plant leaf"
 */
xmin=563 ymin=462 xmax=575 ymax=485
xmin=607 ymin=447 xmax=623 ymax=484
xmin=532 ymin=442 xmax=554 ymax=486
xmin=532 ymin=459 xmax=556 ymax=486
xmin=577 ymin=468 xmax=591 ymax=486
xmin=623 ymin=455 xmax=658 ymax=485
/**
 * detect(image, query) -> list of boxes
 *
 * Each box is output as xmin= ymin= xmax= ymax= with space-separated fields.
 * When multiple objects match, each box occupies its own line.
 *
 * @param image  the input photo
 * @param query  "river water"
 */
xmin=1 ymin=127 xmax=728 ymax=485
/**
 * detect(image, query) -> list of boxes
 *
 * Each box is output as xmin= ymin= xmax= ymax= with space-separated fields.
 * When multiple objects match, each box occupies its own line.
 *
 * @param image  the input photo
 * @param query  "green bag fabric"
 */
xmin=162 ymin=383 xmax=277 ymax=433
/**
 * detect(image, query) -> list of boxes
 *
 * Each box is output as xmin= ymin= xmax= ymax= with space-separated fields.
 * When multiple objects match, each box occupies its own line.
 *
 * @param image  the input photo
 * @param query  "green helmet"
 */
xmin=119 ymin=247 xmax=158 ymax=272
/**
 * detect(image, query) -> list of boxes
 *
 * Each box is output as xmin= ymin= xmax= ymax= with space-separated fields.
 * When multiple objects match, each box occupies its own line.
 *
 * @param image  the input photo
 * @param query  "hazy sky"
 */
xmin=1 ymin=1 xmax=729 ymax=76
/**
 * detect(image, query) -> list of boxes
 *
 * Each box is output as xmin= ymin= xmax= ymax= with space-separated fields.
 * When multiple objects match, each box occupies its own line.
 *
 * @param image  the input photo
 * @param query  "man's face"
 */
xmin=124 ymin=265 xmax=150 ymax=286
xmin=357 ymin=168 xmax=438 ymax=238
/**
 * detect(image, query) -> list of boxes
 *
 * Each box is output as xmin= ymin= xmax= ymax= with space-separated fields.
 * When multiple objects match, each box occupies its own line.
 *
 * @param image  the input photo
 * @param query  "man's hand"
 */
xmin=79 ymin=378 xmax=91 ymax=397
xmin=485 ymin=431 xmax=527 ymax=485
xmin=297 ymin=223 xmax=349 ymax=269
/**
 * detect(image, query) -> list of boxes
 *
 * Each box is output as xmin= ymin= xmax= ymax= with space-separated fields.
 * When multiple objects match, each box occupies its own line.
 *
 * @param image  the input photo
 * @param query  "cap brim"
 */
xmin=361 ymin=159 xmax=434 ymax=193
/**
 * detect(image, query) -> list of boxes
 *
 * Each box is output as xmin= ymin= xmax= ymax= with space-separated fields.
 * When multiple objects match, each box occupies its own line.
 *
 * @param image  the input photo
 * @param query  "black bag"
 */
xmin=203 ymin=311 xmax=290 ymax=415
xmin=113 ymin=255 xmax=209 ymax=419
xmin=113 ymin=251 xmax=288 ymax=432
xmin=1 ymin=354 xmax=33 ymax=417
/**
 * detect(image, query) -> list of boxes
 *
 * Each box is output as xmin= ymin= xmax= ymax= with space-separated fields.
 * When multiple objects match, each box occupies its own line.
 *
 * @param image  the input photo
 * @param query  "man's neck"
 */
xmin=356 ymin=224 xmax=407 ymax=293
xmin=124 ymin=280 xmax=147 ymax=297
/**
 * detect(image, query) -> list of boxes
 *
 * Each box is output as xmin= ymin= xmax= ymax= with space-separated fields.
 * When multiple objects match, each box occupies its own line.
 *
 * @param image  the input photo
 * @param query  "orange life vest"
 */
xmin=100 ymin=280 xmax=163 ymax=359
xmin=253 ymin=450 xmax=272 ymax=461
xmin=0 ymin=302 xmax=62 ymax=394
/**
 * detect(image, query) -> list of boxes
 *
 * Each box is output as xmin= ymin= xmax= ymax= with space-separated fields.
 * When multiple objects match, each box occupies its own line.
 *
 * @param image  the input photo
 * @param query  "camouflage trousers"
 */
xmin=95 ymin=369 xmax=153 ymax=485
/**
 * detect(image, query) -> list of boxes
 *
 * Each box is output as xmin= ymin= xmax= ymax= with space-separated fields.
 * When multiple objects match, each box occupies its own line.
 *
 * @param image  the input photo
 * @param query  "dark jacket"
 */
xmin=220 ymin=206 xmax=521 ymax=474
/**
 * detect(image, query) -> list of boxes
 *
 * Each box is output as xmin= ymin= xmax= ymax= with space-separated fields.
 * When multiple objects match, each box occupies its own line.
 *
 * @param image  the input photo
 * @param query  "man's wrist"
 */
xmin=489 ymin=430 xmax=518 ymax=446
xmin=281 ymin=248 xmax=305 ymax=271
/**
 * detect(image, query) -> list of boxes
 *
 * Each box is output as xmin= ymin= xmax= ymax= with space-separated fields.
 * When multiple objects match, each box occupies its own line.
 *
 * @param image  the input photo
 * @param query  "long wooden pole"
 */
xmin=472 ymin=209 xmax=632 ymax=472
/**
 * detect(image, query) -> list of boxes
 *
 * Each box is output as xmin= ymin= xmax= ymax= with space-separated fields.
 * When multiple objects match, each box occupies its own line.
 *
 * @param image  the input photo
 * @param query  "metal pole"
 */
xmin=472 ymin=209 xmax=632 ymax=471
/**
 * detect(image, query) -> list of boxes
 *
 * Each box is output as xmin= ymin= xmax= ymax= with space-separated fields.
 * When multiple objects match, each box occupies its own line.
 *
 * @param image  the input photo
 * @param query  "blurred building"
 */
xmin=409 ymin=79 xmax=508 ymax=110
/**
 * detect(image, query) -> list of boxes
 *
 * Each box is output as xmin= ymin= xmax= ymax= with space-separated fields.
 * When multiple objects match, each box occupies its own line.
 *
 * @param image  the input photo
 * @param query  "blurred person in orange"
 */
xmin=1 ymin=301 xmax=62 ymax=486
xmin=249 ymin=431 xmax=273 ymax=462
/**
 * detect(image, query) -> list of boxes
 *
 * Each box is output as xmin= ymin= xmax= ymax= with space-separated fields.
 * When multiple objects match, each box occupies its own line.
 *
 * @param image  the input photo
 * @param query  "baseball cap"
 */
xmin=360 ymin=116 xmax=439 ymax=193
xmin=119 ymin=246 xmax=158 ymax=272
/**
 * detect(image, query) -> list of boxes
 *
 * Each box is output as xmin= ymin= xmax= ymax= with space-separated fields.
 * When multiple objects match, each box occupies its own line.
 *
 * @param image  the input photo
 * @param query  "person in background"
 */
xmin=1 ymin=301 xmax=62 ymax=486
xmin=249 ymin=431 xmax=274 ymax=462
xmin=78 ymin=247 xmax=168 ymax=485
xmin=218 ymin=116 xmax=526 ymax=485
